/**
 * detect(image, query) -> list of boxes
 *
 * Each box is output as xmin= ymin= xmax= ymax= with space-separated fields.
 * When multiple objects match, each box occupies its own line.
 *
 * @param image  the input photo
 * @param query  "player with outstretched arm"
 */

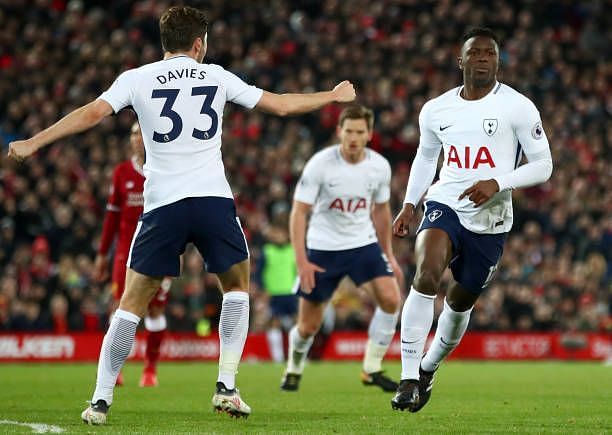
xmin=8 ymin=6 xmax=355 ymax=424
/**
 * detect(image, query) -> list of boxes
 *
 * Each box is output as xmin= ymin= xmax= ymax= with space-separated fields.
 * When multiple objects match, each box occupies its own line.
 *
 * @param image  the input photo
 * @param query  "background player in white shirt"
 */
xmin=281 ymin=105 xmax=403 ymax=393
xmin=8 ymin=6 xmax=356 ymax=424
xmin=390 ymin=27 xmax=553 ymax=412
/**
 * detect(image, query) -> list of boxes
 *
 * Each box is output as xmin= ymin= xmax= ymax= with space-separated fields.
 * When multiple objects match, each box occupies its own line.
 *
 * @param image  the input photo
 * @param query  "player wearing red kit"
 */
xmin=94 ymin=122 xmax=170 ymax=387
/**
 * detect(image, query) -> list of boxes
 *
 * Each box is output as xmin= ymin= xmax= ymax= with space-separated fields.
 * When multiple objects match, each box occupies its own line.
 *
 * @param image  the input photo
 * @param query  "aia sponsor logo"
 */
xmin=447 ymin=145 xmax=495 ymax=169
xmin=329 ymin=197 xmax=367 ymax=212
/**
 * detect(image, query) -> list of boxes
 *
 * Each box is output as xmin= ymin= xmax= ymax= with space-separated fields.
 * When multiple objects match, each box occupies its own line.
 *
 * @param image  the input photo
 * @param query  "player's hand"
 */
xmin=93 ymin=254 xmax=110 ymax=282
xmin=387 ymin=254 xmax=405 ymax=290
xmin=331 ymin=80 xmax=356 ymax=103
xmin=7 ymin=139 xmax=39 ymax=162
xmin=297 ymin=259 xmax=326 ymax=294
xmin=458 ymin=179 xmax=500 ymax=207
xmin=392 ymin=203 xmax=416 ymax=238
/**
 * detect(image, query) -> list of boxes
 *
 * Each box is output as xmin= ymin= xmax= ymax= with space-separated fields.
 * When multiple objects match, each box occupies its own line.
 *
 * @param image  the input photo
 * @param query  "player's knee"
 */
xmin=379 ymin=290 xmax=400 ymax=313
xmin=120 ymin=281 xmax=160 ymax=317
xmin=298 ymin=322 xmax=319 ymax=338
xmin=118 ymin=295 xmax=149 ymax=318
xmin=217 ymin=263 xmax=250 ymax=291
xmin=218 ymin=276 xmax=249 ymax=292
xmin=445 ymin=295 xmax=474 ymax=312
xmin=148 ymin=304 xmax=164 ymax=318
xmin=446 ymin=281 xmax=478 ymax=312
xmin=413 ymin=268 xmax=442 ymax=295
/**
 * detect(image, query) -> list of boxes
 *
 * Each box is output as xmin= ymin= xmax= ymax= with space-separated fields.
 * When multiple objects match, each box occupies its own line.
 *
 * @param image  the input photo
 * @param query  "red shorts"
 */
xmin=111 ymin=254 xmax=170 ymax=308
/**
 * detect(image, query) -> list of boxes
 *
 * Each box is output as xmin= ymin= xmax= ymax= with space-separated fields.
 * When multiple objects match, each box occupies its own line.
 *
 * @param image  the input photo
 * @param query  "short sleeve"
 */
xmin=217 ymin=66 xmax=263 ymax=109
xmin=293 ymin=157 xmax=323 ymax=205
xmin=373 ymin=158 xmax=391 ymax=203
xmin=513 ymin=97 xmax=551 ymax=158
xmin=98 ymin=70 xmax=137 ymax=113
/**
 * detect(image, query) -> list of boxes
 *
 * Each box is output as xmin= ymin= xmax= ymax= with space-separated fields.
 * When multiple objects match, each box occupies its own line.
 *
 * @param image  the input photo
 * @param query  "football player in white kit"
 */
xmin=390 ymin=27 xmax=553 ymax=412
xmin=281 ymin=105 xmax=403 ymax=392
xmin=8 ymin=6 xmax=356 ymax=424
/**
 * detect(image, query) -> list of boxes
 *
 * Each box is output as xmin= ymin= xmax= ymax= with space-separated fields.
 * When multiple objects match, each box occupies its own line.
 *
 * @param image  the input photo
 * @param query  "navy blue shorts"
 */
xmin=418 ymin=201 xmax=506 ymax=295
xmin=128 ymin=197 xmax=249 ymax=276
xmin=269 ymin=295 xmax=298 ymax=317
xmin=295 ymin=242 xmax=394 ymax=303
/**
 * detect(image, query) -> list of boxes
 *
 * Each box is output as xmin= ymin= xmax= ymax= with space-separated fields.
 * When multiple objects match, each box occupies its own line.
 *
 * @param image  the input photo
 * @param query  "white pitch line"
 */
xmin=0 ymin=420 xmax=64 ymax=433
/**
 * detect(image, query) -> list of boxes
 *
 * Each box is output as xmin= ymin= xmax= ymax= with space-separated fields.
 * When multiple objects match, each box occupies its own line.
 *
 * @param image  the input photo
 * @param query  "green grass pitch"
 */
xmin=0 ymin=361 xmax=610 ymax=433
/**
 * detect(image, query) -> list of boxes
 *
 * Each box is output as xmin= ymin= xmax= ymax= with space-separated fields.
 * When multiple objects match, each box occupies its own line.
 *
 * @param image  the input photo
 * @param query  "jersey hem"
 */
xmin=306 ymin=239 xmax=378 ymax=251
xmin=143 ymin=192 xmax=234 ymax=214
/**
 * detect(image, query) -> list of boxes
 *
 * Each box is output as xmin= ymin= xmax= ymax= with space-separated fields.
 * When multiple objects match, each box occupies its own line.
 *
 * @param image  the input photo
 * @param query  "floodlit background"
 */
xmin=0 ymin=1 xmax=610 ymax=433
xmin=0 ymin=0 xmax=609 ymax=346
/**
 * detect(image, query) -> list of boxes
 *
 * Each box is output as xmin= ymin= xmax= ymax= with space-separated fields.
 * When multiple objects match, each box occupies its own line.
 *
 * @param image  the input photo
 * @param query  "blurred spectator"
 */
xmin=254 ymin=223 xmax=298 ymax=362
xmin=0 ymin=0 xmax=609 ymax=334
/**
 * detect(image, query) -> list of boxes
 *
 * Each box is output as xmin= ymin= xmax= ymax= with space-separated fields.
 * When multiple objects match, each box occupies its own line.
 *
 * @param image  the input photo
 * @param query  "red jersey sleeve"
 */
xmin=98 ymin=166 xmax=123 ymax=255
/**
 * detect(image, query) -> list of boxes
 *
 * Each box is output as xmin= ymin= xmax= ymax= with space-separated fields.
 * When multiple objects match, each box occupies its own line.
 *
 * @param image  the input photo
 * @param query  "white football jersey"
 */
xmin=419 ymin=82 xmax=551 ymax=233
xmin=99 ymin=55 xmax=263 ymax=213
xmin=294 ymin=145 xmax=391 ymax=251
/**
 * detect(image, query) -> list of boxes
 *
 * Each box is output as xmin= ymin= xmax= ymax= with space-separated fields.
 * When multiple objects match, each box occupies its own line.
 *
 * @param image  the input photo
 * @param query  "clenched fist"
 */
xmin=331 ymin=80 xmax=356 ymax=103
xmin=8 ymin=139 xmax=39 ymax=161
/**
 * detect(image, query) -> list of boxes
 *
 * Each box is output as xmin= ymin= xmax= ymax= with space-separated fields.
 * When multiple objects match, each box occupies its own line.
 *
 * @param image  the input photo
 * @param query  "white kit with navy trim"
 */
xmin=294 ymin=145 xmax=391 ymax=251
xmin=99 ymin=56 xmax=263 ymax=213
xmin=405 ymin=82 xmax=551 ymax=234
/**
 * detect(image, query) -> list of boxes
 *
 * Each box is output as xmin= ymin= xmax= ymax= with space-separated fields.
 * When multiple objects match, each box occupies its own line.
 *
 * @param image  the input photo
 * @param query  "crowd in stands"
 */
xmin=0 ymin=0 xmax=609 ymax=334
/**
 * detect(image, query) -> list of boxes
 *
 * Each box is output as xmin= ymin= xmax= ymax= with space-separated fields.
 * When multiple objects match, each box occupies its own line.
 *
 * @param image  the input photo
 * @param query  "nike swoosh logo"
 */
xmin=401 ymin=339 xmax=420 ymax=344
xmin=440 ymin=337 xmax=452 ymax=346
xmin=439 ymin=125 xmax=452 ymax=131
xmin=328 ymin=183 xmax=339 ymax=187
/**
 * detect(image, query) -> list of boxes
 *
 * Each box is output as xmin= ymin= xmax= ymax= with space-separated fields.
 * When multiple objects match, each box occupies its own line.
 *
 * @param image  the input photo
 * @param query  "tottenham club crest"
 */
xmin=483 ymin=119 xmax=498 ymax=136
xmin=428 ymin=209 xmax=442 ymax=222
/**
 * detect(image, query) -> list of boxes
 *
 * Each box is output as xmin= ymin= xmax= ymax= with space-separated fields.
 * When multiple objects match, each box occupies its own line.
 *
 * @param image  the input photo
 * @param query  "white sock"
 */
xmin=363 ymin=307 xmax=399 ymax=373
xmin=266 ymin=328 xmax=284 ymax=362
xmin=92 ymin=309 xmax=140 ymax=405
xmin=286 ymin=325 xmax=314 ymax=374
xmin=217 ymin=291 xmax=249 ymax=390
xmin=320 ymin=304 xmax=336 ymax=334
xmin=421 ymin=298 xmax=472 ymax=372
xmin=144 ymin=314 xmax=167 ymax=332
xmin=400 ymin=287 xmax=435 ymax=381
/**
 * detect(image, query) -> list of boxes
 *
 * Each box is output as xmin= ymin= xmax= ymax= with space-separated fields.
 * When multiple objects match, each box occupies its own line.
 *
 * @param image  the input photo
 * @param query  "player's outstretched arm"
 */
xmin=7 ymin=99 xmax=113 ymax=161
xmin=255 ymin=80 xmax=356 ymax=116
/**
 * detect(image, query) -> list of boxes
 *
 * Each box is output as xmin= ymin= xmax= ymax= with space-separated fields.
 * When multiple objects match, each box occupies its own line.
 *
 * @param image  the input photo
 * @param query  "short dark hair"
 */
xmin=338 ymin=105 xmax=374 ymax=131
xmin=159 ymin=6 xmax=208 ymax=52
xmin=462 ymin=26 xmax=500 ymax=46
